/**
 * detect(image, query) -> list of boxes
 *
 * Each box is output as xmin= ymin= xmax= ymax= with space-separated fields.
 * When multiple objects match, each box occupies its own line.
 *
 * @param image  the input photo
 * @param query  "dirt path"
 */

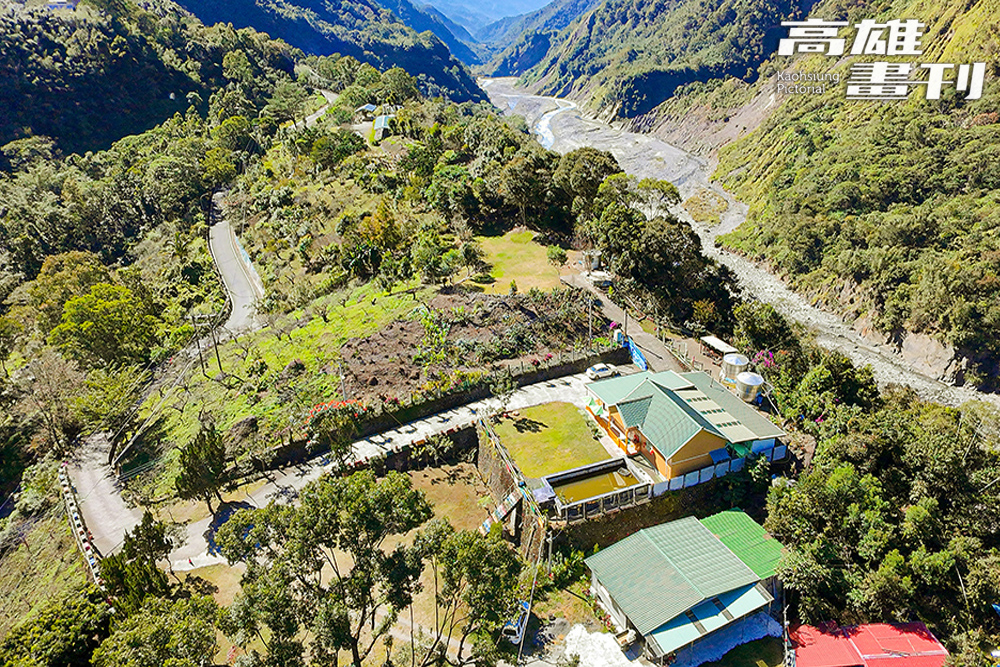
xmin=482 ymin=77 xmax=1000 ymax=410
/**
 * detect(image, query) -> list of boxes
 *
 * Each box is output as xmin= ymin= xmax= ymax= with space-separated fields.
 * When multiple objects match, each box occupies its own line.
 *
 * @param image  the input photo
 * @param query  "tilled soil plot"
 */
xmin=338 ymin=290 xmax=597 ymax=403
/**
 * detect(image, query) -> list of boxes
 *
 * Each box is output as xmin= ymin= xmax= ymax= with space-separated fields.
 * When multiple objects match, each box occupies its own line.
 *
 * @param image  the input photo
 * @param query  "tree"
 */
xmin=264 ymin=79 xmax=309 ymax=124
xmin=635 ymin=178 xmax=680 ymax=219
xmin=98 ymin=550 xmax=170 ymax=617
xmin=23 ymin=251 xmax=111 ymax=334
xmin=546 ymin=245 xmax=567 ymax=267
xmin=15 ymin=348 xmax=84 ymax=453
xmin=74 ymin=365 xmax=149 ymax=447
xmin=499 ymin=147 xmax=553 ymax=226
xmin=553 ymin=147 xmax=622 ymax=218
xmin=0 ymin=315 xmax=21 ymax=375
xmin=121 ymin=510 xmax=173 ymax=563
xmin=311 ymin=129 xmax=366 ymax=170
xmin=459 ymin=240 xmax=485 ymax=277
xmin=307 ymin=404 xmax=359 ymax=466
xmin=413 ymin=520 xmax=522 ymax=667
xmin=174 ymin=421 xmax=227 ymax=516
xmin=48 ymin=283 xmax=161 ymax=368
xmin=216 ymin=470 xmax=433 ymax=667
xmin=91 ymin=596 xmax=218 ymax=667
xmin=0 ymin=589 xmax=111 ymax=667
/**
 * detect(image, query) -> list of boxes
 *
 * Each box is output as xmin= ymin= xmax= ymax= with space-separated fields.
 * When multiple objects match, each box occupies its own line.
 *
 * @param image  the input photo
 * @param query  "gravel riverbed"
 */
xmin=481 ymin=77 xmax=999 ymax=409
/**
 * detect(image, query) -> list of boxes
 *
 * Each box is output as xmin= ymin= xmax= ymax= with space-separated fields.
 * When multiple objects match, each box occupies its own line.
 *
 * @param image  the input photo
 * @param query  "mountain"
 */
xmin=0 ymin=0 xmax=296 ymax=154
xmin=175 ymin=0 xmax=486 ymax=99
xmin=711 ymin=0 xmax=1000 ymax=386
xmin=477 ymin=0 xmax=602 ymax=75
xmin=370 ymin=0 xmax=481 ymax=63
xmin=517 ymin=0 xmax=801 ymax=116
xmin=422 ymin=0 xmax=553 ymax=33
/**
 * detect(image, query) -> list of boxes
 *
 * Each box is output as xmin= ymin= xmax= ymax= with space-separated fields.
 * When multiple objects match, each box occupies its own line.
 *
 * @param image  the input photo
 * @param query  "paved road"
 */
xmin=66 ymin=434 xmax=143 ymax=557
xmin=208 ymin=192 xmax=264 ymax=333
xmin=561 ymin=274 xmax=684 ymax=375
xmin=170 ymin=372 xmax=596 ymax=570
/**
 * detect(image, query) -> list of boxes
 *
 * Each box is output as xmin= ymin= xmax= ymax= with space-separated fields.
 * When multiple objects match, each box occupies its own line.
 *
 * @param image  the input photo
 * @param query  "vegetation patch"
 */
xmin=682 ymin=188 xmax=729 ymax=225
xmin=492 ymin=402 xmax=609 ymax=479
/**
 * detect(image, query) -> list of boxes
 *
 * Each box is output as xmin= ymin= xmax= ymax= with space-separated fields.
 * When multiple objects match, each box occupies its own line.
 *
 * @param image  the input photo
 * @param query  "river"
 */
xmin=481 ymin=77 xmax=998 ymax=409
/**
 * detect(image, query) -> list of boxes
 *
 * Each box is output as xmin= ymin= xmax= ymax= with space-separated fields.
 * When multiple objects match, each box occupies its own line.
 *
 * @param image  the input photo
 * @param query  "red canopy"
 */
xmin=791 ymin=623 xmax=948 ymax=667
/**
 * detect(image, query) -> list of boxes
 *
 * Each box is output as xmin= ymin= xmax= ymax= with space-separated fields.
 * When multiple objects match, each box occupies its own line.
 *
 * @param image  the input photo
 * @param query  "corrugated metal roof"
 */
xmin=682 ymin=372 xmax=786 ymax=441
xmin=646 ymin=583 xmax=772 ymax=656
xmin=791 ymin=623 xmax=948 ymax=667
xmin=700 ymin=510 xmax=784 ymax=579
xmin=585 ymin=517 xmax=758 ymax=635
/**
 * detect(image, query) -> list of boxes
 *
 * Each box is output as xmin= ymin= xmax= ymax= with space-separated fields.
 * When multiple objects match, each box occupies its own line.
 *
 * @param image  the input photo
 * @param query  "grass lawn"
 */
xmin=702 ymin=637 xmax=784 ymax=667
xmin=492 ymin=402 xmax=610 ymax=478
xmin=0 ymin=513 xmax=89 ymax=639
xmin=477 ymin=230 xmax=563 ymax=292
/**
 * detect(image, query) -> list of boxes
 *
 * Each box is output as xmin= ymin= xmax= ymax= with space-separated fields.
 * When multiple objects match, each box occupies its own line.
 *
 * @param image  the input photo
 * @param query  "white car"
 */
xmin=586 ymin=363 xmax=618 ymax=380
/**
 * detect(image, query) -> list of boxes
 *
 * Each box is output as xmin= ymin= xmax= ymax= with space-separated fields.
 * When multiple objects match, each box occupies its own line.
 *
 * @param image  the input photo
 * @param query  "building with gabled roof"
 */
xmin=586 ymin=370 xmax=785 ymax=480
xmin=586 ymin=512 xmax=784 ymax=666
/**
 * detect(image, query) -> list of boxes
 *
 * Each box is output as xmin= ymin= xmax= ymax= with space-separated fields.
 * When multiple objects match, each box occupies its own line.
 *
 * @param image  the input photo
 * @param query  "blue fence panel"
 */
xmin=669 ymin=477 xmax=684 ymax=491
xmin=684 ymin=471 xmax=700 ymax=487
xmin=773 ymin=445 xmax=788 ymax=461
xmin=699 ymin=467 xmax=714 ymax=484
xmin=731 ymin=457 xmax=746 ymax=473
xmin=715 ymin=461 xmax=731 ymax=478
xmin=625 ymin=337 xmax=648 ymax=371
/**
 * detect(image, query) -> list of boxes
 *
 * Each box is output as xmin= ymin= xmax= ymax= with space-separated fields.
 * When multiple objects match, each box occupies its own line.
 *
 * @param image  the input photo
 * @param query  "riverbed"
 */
xmin=481 ymin=77 xmax=998 ymax=409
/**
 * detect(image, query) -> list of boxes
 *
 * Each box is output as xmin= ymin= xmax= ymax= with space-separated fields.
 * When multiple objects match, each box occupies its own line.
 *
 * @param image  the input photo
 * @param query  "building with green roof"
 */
xmin=585 ymin=371 xmax=786 ymax=480
xmin=586 ymin=511 xmax=784 ymax=665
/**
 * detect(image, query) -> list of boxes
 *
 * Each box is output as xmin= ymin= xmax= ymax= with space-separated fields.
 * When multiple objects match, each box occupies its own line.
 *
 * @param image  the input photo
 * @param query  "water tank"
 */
xmin=735 ymin=372 xmax=765 ymax=403
xmin=721 ymin=353 xmax=749 ymax=380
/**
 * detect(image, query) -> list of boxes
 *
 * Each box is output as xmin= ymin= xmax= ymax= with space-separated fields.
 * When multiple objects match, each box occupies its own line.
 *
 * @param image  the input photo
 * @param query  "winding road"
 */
xmin=481 ymin=77 xmax=1000 ymax=410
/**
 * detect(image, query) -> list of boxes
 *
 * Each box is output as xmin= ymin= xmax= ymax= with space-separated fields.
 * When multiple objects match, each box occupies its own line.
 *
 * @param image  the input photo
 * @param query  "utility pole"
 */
xmin=588 ymin=297 xmax=593 ymax=347
xmin=210 ymin=322 xmax=224 ymax=373
xmin=191 ymin=314 xmax=207 ymax=377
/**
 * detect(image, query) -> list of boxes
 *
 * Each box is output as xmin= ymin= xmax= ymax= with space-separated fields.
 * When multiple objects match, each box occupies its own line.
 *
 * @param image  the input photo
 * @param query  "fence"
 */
xmin=544 ymin=459 xmax=652 ymax=522
xmin=58 ymin=463 xmax=105 ymax=590
xmin=652 ymin=443 xmax=789 ymax=495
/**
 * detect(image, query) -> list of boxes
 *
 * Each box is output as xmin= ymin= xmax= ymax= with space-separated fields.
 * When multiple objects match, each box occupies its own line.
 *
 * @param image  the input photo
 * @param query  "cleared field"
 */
xmin=493 ymin=402 xmax=610 ymax=478
xmin=478 ymin=229 xmax=563 ymax=291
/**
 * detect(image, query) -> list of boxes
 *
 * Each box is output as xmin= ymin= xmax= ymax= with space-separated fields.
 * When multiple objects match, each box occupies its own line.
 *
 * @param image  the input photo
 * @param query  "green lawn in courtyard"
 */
xmin=492 ymin=402 xmax=610 ymax=478
xmin=702 ymin=637 xmax=784 ymax=667
xmin=477 ymin=229 xmax=563 ymax=292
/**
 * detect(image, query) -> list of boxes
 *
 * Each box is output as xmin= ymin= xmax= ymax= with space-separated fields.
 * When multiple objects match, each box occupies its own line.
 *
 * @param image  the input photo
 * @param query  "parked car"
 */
xmin=502 ymin=600 xmax=531 ymax=646
xmin=586 ymin=363 xmax=618 ymax=380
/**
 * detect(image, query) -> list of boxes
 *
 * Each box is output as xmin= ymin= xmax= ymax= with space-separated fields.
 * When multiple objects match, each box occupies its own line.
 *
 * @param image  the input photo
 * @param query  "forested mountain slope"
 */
xmin=175 ymin=0 xmax=485 ymax=99
xmin=714 ymin=0 xmax=1000 ymax=387
xmin=517 ymin=0 xmax=805 ymax=116
xmin=0 ymin=0 xmax=296 ymax=153
xmin=478 ymin=0 xmax=601 ymax=75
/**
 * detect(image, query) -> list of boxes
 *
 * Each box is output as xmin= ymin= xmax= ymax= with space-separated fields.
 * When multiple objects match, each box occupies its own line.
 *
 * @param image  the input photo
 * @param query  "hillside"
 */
xmin=423 ymin=0 xmax=553 ymax=33
xmin=516 ymin=0 xmax=803 ymax=116
xmin=175 ymin=0 xmax=485 ymax=99
xmin=713 ymin=0 xmax=1000 ymax=387
xmin=0 ymin=0 xmax=295 ymax=154
xmin=478 ymin=0 xmax=601 ymax=75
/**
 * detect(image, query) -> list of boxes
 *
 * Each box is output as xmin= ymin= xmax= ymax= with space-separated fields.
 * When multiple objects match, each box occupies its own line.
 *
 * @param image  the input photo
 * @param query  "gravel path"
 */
xmin=482 ymin=77 xmax=1000 ymax=409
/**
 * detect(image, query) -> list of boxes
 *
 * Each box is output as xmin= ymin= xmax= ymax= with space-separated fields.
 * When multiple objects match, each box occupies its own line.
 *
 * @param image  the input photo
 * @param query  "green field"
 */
xmin=492 ymin=402 xmax=609 ymax=478
xmin=478 ymin=230 xmax=563 ymax=292
xmin=703 ymin=637 xmax=784 ymax=667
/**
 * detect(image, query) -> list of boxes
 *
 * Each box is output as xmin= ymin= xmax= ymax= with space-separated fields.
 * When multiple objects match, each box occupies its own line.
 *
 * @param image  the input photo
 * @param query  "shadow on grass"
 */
xmin=513 ymin=417 xmax=547 ymax=433
xmin=203 ymin=500 xmax=255 ymax=555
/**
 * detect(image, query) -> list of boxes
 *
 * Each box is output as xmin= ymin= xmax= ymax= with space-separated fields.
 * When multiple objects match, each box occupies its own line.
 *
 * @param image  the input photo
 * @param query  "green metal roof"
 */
xmin=700 ymin=510 xmax=784 ymax=580
xmin=646 ymin=583 xmax=772 ymax=657
xmin=587 ymin=371 xmax=690 ymax=406
xmin=585 ymin=517 xmax=759 ymax=635
xmin=682 ymin=372 xmax=786 ymax=441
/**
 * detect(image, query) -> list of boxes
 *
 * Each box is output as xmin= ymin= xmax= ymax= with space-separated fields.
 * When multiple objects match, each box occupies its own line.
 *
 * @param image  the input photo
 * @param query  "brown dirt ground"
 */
xmin=338 ymin=290 xmax=594 ymax=404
